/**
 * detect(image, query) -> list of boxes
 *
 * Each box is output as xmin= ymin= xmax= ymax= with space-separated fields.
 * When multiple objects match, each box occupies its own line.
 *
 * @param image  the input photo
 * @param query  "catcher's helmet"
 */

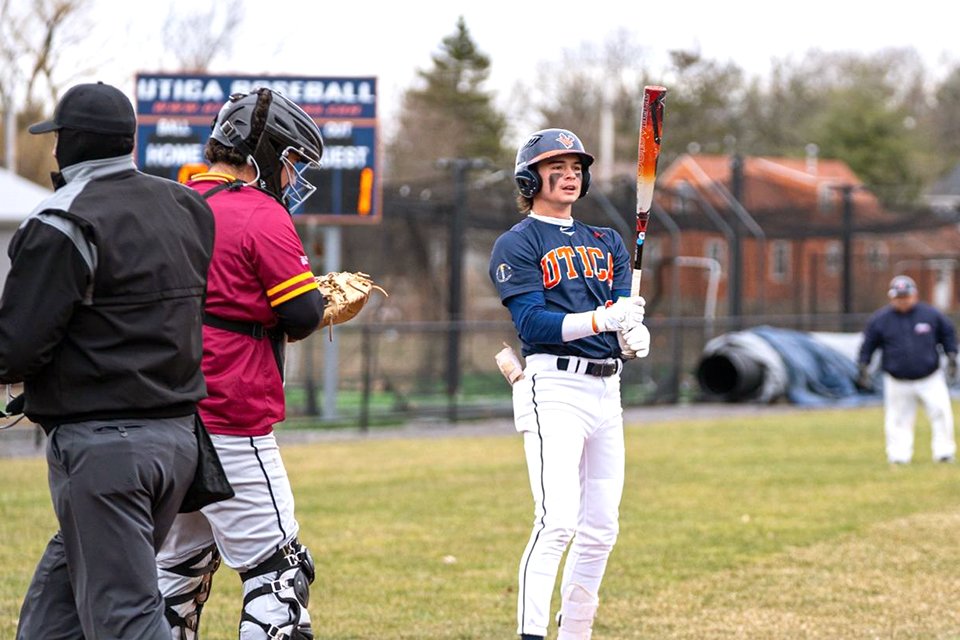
xmin=209 ymin=88 xmax=324 ymax=210
xmin=514 ymin=128 xmax=594 ymax=199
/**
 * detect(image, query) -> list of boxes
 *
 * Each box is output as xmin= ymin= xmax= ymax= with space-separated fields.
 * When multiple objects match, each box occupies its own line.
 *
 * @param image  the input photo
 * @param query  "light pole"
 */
xmin=436 ymin=157 xmax=491 ymax=422
xmin=841 ymin=185 xmax=854 ymax=319
xmin=831 ymin=184 xmax=857 ymax=330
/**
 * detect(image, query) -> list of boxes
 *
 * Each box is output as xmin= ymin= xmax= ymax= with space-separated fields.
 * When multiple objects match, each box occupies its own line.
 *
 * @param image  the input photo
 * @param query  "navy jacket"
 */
xmin=858 ymin=302 xmax=958 ymax=380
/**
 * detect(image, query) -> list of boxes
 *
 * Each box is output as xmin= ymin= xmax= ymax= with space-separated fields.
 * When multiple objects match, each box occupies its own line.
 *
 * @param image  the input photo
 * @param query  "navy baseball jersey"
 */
xmin=489 ymin=215 xmax=630 ymax=358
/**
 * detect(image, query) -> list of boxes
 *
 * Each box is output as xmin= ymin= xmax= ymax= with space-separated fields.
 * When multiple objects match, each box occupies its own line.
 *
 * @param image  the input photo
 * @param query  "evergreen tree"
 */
xmin=388 ymin=16 xmax=509 ymax=182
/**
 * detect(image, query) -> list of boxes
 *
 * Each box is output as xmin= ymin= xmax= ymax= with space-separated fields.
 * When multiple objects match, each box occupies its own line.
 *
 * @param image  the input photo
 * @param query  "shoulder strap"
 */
xmin=200 ymin=180 xmax=244 ymax=201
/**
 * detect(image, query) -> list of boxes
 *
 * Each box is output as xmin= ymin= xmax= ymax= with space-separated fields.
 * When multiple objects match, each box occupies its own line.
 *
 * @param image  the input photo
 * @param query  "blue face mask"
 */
xmin=280 ymin=154 xmax=319 ymax=213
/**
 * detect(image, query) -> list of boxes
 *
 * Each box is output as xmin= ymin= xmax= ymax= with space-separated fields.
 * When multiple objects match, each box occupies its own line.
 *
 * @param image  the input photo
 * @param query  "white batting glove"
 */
xmin=620 ymin=323 xmax=650 ymax=359
xmin=593 ymin=296 xmax=646 ymax=333
xmin=618 ymin=330 xmax=637 ymax=360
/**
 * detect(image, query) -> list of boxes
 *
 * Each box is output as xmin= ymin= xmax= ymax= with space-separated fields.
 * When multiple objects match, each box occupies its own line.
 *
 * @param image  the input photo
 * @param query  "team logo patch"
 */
xmin=915 ymin=322 xmax=932 ymax=334
xmin=557 ymin=132 xmax=575 ymax=149
xmin=300 ymin=255 xmax=309 ymax=266
xmin=495 ymin=263 xmax=513 ymax=283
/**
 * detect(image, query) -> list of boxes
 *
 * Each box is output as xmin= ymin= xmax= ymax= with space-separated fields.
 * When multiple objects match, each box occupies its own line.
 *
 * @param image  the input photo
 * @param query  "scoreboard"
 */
xmin=134 ymin=73 xmax=380 ymax=223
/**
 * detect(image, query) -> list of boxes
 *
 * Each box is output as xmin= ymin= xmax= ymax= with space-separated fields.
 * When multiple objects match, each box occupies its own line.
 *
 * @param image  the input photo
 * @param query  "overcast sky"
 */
xmin=77 ymin=0 xmax=958 ymax=141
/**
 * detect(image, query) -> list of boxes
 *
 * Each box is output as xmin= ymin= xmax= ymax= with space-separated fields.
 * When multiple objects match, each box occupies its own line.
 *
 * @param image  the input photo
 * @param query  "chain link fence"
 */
xmin=281 ymin=311 xmax=911 ymax=430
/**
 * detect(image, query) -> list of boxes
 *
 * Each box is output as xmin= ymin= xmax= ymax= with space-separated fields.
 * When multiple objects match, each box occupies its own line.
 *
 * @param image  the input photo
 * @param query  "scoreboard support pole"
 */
xmin=322 ymin=225 xmax=342 ymax=421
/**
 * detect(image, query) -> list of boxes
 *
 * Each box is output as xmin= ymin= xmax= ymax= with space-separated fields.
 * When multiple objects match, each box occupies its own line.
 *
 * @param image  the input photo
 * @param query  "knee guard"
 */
xmin=240 ymin=539 xmax=315 ymax=640
xmin=556 ymin=584 xmax=599 ymax=640
xmin=160 ymin=543 xmax=222 ymax=640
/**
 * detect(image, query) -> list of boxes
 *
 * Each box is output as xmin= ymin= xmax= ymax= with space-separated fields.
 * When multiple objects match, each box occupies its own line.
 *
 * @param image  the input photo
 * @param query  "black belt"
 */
xmin=556 ymin=357 xmax=619 ymax=377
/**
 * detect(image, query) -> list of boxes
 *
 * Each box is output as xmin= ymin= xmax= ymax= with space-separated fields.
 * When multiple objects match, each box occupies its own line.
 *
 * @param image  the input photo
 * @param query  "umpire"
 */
xmin=0 ymin=82 xmax=215 ymax=639
xmin=858 ymin=275 xmax=958 ymax=465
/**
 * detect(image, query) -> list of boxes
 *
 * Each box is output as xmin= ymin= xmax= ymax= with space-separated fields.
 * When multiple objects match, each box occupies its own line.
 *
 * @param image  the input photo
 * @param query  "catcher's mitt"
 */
xmin=316 ymin=271 xmax=387 ymax=338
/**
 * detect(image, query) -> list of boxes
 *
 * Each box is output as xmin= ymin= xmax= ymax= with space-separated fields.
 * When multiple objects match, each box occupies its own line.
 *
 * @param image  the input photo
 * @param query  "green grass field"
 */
xmin=3 ymin=404 xmax=960 ymax=639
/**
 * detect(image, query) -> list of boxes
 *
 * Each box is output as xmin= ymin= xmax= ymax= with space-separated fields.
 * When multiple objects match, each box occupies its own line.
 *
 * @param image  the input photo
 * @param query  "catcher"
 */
xmin=156 ymin=88 xmax=380 ymax=640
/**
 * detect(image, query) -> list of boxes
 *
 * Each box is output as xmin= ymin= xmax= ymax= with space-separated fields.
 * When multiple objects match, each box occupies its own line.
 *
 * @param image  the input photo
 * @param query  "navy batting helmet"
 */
xmin=514 ymin=128 xmax=594 ymax=199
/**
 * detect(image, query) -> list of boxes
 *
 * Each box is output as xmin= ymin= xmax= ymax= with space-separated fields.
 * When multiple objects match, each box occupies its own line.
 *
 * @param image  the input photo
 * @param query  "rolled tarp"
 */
xmin=696 ymin=326 xmax=879 ymax=406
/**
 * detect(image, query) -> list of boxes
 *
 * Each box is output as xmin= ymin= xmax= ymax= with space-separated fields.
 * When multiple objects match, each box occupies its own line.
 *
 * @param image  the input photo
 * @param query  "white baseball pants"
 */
xmin=512 ymin=354 xmax=625 ymax=637
xmin=883 ymin=370 xmax=956 ymax=463
xmin=157 ymin=433 xmax=307 ymax=639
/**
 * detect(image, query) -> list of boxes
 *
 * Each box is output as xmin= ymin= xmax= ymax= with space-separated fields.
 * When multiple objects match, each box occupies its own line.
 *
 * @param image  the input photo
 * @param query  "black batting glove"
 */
xmin=4 ymin=393 xmax=24 ymax=416
xmin=856 ymin=363 xmax=872 ymax=391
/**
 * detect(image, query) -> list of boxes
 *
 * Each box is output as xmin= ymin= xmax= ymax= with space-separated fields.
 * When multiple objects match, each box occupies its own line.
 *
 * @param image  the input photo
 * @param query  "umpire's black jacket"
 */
xmin=0 ymin=156 xmax=215 ymax=429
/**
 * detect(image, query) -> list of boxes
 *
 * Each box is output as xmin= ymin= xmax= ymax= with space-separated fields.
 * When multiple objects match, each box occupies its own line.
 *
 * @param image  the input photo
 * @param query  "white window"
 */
xmin=824 ymin=241 xmax=841 ymax=276
xmin=704 ymin=238 xmax=725 ymax=264
xmin=867 ymin=242 xmax=888 ymax=271
xmin=770 ymin=241 xmax=791 ymax=283
xmin=674 ymin=180 xmax=695 ymax=212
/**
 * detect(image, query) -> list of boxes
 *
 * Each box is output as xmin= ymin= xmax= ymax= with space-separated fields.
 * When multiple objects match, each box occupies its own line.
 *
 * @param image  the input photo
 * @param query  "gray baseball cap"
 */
xmin=28 ymin=82 xmax=135 ymax=136
xmin=888 ymin=275 xmax=917 ymax=298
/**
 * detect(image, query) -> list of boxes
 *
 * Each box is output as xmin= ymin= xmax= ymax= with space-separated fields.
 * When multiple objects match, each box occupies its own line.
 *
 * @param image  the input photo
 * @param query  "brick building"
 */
xmin=646 ymin=153 xmax=960 ymax=317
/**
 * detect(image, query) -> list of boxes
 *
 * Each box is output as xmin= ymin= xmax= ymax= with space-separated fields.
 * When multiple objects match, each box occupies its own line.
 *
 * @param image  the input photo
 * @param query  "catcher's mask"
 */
xmin=210 ymin=88 xmax=324 ymax=211
xmin=514 ymin=128 xmax=594 ymax=199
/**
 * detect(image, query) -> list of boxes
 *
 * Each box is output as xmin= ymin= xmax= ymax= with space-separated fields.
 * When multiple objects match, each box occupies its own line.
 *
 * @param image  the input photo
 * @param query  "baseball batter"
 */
xmin=489 ymin=128 xmax=650 ymax=640
xmin=156 ymin=88 xmax=325 ymax=640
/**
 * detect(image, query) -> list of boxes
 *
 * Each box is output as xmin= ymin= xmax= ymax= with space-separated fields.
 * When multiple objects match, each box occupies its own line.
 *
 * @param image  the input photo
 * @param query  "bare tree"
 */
xmin=161 ymin=0 xmax=244 ymax=73
xmin=0 ymin=0 xmax=91 ymax=179
xmin=529 ymin=29 xmax=654 ymax=179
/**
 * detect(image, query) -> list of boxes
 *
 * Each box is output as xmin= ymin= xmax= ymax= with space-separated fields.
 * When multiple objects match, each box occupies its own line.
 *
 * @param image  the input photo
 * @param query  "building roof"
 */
xmin=657 ymin=154 xmax=954 ymax=238
xmin=0 ymin=168 xmax=50 ymax=223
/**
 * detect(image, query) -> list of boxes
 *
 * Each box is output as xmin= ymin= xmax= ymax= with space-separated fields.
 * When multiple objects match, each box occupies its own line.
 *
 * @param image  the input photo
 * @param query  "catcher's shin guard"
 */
xmin=240 ymin=539 xmax=315 ymax=640
xmin=160 ymin=543 xmax=222 ymax=640
xmin=556 ymin=584 xmax=599 ymax=640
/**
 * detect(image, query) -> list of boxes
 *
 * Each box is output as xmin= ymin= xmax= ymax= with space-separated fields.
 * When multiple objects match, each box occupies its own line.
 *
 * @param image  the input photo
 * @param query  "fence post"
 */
xmin=360 ymin=325 xmax=372 ymax=433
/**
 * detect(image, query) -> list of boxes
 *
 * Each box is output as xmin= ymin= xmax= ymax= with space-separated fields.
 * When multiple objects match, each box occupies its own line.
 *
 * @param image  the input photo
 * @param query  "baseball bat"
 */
xmin=631 ymin=85 xmax=667 ymax=296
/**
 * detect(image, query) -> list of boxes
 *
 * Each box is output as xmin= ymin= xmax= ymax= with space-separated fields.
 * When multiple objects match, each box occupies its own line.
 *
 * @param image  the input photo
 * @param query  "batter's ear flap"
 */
xmin=579 ymin=166 xmax=591 ymax=199
xmin=515 ymin=168 xmax=541 ymax=198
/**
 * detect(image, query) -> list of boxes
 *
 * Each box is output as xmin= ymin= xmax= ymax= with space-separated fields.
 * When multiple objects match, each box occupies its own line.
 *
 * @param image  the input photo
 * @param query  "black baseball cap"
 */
xmin=28 ymin=82 xmax=135 ymax=136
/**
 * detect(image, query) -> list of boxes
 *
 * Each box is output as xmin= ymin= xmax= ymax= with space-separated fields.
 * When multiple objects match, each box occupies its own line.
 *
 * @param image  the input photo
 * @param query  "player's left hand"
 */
xmin=620 ymin=323 xmax=650 ymax=359
xmin=948 ymin=355 xmax=958 ymax=383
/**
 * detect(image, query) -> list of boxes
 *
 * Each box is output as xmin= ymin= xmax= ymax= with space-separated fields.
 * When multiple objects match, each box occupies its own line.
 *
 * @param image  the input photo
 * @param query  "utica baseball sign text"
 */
xmin=134 ymin=73 xmax=380 ymax=223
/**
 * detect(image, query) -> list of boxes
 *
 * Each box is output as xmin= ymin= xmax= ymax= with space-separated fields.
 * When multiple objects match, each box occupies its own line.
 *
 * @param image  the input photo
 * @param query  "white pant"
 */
xmin=883 ymin=370 xmax=956 ymax=463
xmin=157 ymin=433 xmax=305 ymax=638
xmin=512 ymin=354 xmax=625 ymax=637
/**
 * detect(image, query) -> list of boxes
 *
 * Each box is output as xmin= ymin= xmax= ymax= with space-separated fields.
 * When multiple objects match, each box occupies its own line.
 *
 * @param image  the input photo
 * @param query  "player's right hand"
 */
xmin=594 ymin=296 xmax=645 ymax=333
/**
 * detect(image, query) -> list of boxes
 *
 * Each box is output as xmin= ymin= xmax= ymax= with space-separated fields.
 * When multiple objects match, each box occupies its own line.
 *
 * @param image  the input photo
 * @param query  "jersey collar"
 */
xmin=189 ymin=171 xmax=240 ymax=183
xmin=528 ymin=211 xmax=575 ymax=227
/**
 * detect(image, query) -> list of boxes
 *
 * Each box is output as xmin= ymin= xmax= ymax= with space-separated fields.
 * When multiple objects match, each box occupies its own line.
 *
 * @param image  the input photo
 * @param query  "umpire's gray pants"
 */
xmin=17 ymin=416 xmax=198 ymax=640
